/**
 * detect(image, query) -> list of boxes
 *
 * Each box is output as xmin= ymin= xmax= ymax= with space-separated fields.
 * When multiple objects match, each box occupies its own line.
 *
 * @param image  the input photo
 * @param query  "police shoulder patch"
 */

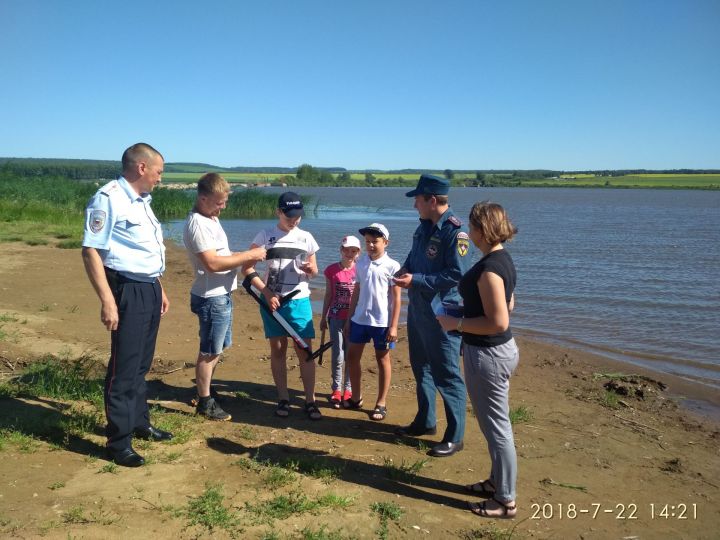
xmin=457 ymin=231 xmax=469 ymax=240
xmin=100 ymin=180 xmax=119 ymax=195
xmin=89 ymin=209 xmax=107 ymax=233
xmin=447 ymin=215 xmax=462 ymax=227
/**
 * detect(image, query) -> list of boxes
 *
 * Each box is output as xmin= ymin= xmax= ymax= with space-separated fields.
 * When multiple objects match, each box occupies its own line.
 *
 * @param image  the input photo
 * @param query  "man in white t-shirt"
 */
xmin=183 ymin=173 xmax=265 ymax=421
xmin=242 ymin=192 xmax=323 ymax=420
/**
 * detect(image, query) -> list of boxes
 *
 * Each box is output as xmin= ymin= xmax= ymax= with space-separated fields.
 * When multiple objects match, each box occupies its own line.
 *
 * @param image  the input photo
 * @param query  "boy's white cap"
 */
xmin=341 ymin=235 xmax=361 ymax=249
xmin=358 ymin=223 xmax=389 ymax=240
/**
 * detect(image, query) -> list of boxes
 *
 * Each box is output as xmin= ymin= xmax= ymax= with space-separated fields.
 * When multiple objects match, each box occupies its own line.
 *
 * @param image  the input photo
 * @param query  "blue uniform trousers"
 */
xmin=406 ymin=300 xmax=466 ymax=443
xmin=104 ymin=274 xmax=162 ymax=452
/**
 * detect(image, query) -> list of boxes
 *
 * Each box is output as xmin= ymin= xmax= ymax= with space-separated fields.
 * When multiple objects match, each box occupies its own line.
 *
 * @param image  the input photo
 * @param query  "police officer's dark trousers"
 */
xmin=407 ymin=298 xmax=466 ymax=444
xmin=105 ymin=274 xmax=162 ymax=452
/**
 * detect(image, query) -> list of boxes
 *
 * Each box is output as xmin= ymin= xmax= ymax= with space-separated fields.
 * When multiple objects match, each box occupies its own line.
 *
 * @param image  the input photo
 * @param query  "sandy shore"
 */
xmin=0 ymin=242 xmax=718 ymax=539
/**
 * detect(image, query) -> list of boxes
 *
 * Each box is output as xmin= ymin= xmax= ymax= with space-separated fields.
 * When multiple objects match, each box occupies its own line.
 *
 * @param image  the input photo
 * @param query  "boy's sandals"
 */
xmin=464 ymin=479 xmax=496 ymax=498
xmin=304 ymin=401 xmax=322 ymax=421
xmin=369 ymin=405 xmax=387 ymax=421
xmin=342 ymin=397 xmax=364 ymax=410
xmin=275 ymin=399 xmax=290 ymax=418
xmin=468 ymin=498 xmax=517 ymax=519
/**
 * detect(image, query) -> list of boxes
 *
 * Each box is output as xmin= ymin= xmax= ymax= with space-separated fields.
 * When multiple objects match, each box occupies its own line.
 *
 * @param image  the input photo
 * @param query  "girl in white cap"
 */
xmin=320 ymin=235 xmax=362 ymax=408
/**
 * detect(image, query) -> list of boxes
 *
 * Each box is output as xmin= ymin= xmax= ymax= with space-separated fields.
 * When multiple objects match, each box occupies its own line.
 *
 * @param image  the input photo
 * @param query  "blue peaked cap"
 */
xmin=405 ymin=174 xmax=450 ymax=197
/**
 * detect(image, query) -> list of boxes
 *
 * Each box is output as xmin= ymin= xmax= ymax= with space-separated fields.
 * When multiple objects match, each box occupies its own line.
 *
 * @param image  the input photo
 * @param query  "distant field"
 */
xmin=161 ymin=171 xmax=719 ymax=189
xmin=162 ymin=172 xmax=287 ymax=183
xmin=525 ymin=174 xmax=720 ymax=188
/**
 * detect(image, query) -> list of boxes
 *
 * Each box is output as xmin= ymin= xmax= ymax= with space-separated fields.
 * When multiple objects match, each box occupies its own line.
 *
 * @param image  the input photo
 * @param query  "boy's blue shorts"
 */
xmin=190 ymin=293 xmax=233 ymax=355
xmin=348 ymin=321 xmax=394 ymax=350
xmin=260 ymin=296 xmax=315 ymax=339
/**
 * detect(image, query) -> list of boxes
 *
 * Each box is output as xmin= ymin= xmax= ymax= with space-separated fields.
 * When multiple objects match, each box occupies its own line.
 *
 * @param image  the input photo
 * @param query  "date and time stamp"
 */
xmin=530 ymin=502 xmax=698 ymax=521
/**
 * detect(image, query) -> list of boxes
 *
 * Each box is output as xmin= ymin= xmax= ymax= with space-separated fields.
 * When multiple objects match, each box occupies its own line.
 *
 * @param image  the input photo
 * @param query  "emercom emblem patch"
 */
xmin=457 ymin=232 xmax=470 ymax=257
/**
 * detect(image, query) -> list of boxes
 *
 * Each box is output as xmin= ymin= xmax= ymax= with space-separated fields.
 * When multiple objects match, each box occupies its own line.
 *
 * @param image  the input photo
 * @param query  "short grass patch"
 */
xmin=383 ymin=456 xmax=428 ymax=483
xmin=370 ymin=501 xmax=403 ymax=540
xmin=284 ymin=457 xmax=344 ymax=483
xmin=457 ymin=524 xmax=519 ymax=539
xmin=149 ymin=406 xmax=201 ymax=445
xmin=245 ymin=489 xmax=353 ymax=523
xmin=601 ymin=390 xmax=620 ymax=409
xmin=98 ymin=462 xmax=119 ymax=474
xmin=509 ymin=405 xmax=533 ymax=424
xmin=0 ymin=428 xmax=41 ymax=453
xmin=265 ymin=466 xmax=296 ymax=489
xmin=15 ymin=355 xmax=104 ymax=402
xmin=183 ymin=482 xmax=243 ymax=536
xmin=236 ymin=424 xmax=256 ymax=440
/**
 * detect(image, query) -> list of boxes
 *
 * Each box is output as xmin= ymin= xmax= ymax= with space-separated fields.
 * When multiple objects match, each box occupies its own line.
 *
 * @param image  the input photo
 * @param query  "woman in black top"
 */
xmin=437 ymin=201 xmax=519 ymax=519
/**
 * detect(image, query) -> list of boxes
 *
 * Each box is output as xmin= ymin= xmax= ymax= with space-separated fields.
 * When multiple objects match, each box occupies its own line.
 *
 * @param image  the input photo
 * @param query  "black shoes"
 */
xmin=196 ymin=397 xmax=232 ymax=421
xmin=428 ymin=441 xmax=464 ymax=457
xmin=394 ymin=423 xmax=438 ymax=437
xmin=133 ymin=425 xmax=174 ymax=441
xmin=108 ymin=447 xmax=145 ymax=467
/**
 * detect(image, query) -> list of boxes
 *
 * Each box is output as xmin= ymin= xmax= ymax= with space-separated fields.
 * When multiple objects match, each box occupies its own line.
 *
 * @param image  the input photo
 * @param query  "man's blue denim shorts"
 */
xmin=190 ymin=293 xmax=233 ymax=355
xmin=348 ymin=320 xmax=394 ymax=350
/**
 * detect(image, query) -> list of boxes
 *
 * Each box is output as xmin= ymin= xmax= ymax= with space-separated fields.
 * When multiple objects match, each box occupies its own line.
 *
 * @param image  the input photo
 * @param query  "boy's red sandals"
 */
xmin=369 ymin=405 xmax=387 ymax=421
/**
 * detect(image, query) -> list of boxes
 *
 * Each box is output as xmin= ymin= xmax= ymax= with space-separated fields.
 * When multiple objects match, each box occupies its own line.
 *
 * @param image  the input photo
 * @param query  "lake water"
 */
xmin=165 ymin=187 xmax=720 ymax=390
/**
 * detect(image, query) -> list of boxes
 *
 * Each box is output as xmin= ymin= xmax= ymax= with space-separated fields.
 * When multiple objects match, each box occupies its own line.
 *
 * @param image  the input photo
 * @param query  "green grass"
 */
xmin=601 ymin=390 xmax=621 ymax=409
xmin=284 ymin=457 xmax=344 ymax=483
xmin=148 ymin=406 xmax=201 ymax=445
xmin=383 ymin=457 xmax=428 ymax=483
xmin=63 ymin=505 xmax=90 ymax=524
xmin=265 ymin=466 xmax=296 ymax=489
xmin=457 ymin=524 xmax=518 ymax=540
xmin=509 ymin=405 xmax=533 ymax=424
xmin=58 ymin=406 xmax=101 ymax=439
xmin=184 ymin=483 xmax=242 ymax=536
xmin=0 ymin=171 xmax=279 ymax=247
xmin=0 ymin=428 xmax=41 ymax=453
xmin=15 ymin=356 xmax=104 ymax=402
xmin=98 ymin=462 xmax=119 ymax=474
xmin=370 ymin=501 xmax=403 ymax=540
xmin=245 ymin=490 xmax=353 ymax=522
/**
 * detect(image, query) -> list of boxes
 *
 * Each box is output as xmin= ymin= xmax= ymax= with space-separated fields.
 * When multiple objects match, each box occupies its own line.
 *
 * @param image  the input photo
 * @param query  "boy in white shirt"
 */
xmin=344 ymin=223 xmax=401 ymax=421
xmin=183 ymin=173 xmax=266 ymax=421
xmin=242 ymin=192 xmax=322 ymax=420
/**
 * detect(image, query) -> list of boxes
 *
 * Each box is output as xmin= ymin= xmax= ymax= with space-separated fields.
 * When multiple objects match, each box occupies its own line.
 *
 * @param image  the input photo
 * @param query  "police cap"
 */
xmin=405 ymin=174 xmax=450 ymax=197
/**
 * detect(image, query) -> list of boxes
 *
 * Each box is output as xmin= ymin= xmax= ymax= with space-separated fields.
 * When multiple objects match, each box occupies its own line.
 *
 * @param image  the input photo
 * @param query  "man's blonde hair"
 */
xmin=197 ymin=173 xmax=230 ymax=196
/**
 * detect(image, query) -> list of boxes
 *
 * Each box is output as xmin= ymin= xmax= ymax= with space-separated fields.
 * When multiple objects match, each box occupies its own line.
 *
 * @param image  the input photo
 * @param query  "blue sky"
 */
xmin=1 ymin=0 xmax=718 ymax=170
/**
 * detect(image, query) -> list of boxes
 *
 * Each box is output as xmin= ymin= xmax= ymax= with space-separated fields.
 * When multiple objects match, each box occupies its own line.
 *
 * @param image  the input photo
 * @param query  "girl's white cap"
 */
xmin=341 ymin=235 xmax=362 ymax=249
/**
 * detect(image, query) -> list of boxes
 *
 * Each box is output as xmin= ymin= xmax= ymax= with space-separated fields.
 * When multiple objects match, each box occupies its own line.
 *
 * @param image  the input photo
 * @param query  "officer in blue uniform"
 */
xmin=393 ymin=174 xmax=471 ymax=457
xmin=81 ymin=142 xmax=173 ymax=467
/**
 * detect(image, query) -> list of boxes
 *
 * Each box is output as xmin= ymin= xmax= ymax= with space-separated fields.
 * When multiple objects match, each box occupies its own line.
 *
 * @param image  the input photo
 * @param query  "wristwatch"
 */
xmin=456 ymin=318 xmax=463 ymax=332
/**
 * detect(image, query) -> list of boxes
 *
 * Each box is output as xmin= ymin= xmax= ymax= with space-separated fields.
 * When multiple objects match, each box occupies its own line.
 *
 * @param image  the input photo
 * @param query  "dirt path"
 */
xmin=0 ymin=243 xmax=718 ymax=539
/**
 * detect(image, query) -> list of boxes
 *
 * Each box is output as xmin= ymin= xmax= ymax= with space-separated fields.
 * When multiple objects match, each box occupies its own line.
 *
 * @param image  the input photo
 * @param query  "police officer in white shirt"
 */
xmin=81 ymin=142 xmax=171 ymax=467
